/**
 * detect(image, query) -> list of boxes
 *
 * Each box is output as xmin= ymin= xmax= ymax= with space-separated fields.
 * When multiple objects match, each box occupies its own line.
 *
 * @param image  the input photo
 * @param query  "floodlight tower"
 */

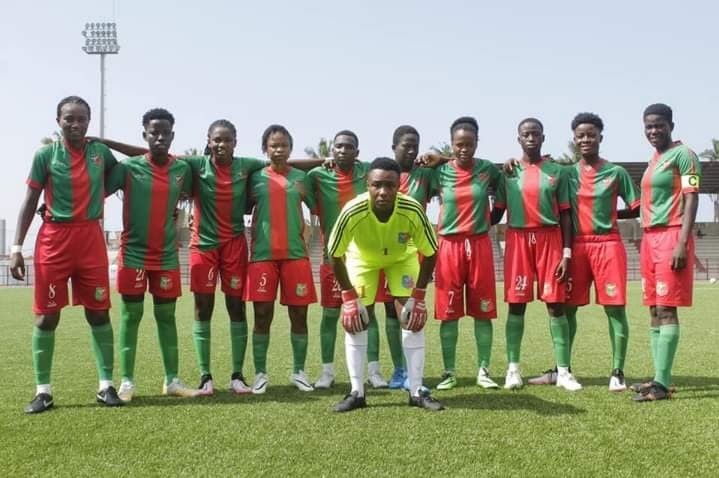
xmin=81 ymin=22 xmax=120 ymax=138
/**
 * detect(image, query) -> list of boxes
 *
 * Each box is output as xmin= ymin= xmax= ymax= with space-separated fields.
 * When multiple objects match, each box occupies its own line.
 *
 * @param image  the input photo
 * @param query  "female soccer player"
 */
xmin=245 ymin=125 xmax=317 ymax=394
xmin=379 ymin=125 xmax=435 ymax=389
xmin=309 ymin=130 xmax=390 ymax=390
xmin=632 ymin=104 xmax=700 ymax=402
xmin=10 ymin=96 xmax=122 ymax=413
xmin=427 ymin=117 xmax=502 ymax=391
xmin=105 ymin=108 xmax=198 ymax=401
xmin=528 ymin=113 xmax=640 ymax=391
xmin=95 ymin=122 xmax=325 ymax=396
xmin=493 ymin=118 xmax=580 ymax=391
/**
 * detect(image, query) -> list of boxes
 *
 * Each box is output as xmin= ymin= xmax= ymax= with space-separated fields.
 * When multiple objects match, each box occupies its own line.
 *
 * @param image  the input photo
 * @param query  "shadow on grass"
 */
xmin=367 ymin=392 xmax=586 ymax=415
xmin=436 ymin=392 xmax=586 ymax=415
xmin=577 ymin=375 xmax=719 ymax=392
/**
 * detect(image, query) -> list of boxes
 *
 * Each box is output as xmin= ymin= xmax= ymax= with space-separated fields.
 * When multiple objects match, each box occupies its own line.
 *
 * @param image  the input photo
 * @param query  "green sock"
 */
xmin=119 ymin=300 xmax=144 ymax=381
xmin=473 ymin=320 xmax=493 ymax=368
xmin=253 ymin=333 xmax=270 ymax=374
xmin=385 ymin=315 xmax=405 ymax=369
xmin=192 ymin=320 xmax=211 ymax=376
xmin=319 ymin=308 xmax=339 ymax=364
xmin=367 ymin=309 xmax=380 ymax=362
xmin=439 ymin=320 xmax=459 ymax=372
xmin=230 ymin=321 xmax=248 ymax=375
xmin=32 ymin=327 xmax=55 ymax=385
xmin=650 ymin=326 xmax=661 ymax=372
xmin=549 ymin=315 xmax=571 ymax=368
xmin=565 ymin=306 xmax=578 ymax=357
xmin=154 ymin=302 xmax=179 ymax=384
xmin=291 ymin=333 xmax=309 ymax=373
xmin=605 ymin=306 xmax=629 ymax=370
xmin=90 ymin=322 xmax=114 ymax=381
xmin=506 ymin=313 xmax=524 ymax=363
xmin=654 ymin=324 xmax=680 ymax=388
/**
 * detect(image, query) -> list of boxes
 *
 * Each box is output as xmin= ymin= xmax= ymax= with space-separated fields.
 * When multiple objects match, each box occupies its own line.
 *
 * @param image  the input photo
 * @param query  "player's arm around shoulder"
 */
xmin=104 ymin=160 xmax=127 ymax=196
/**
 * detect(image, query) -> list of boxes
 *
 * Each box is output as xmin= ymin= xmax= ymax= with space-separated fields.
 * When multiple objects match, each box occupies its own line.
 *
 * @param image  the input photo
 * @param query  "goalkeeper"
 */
xmin=327 ymin=157 xmax=444 ymax=412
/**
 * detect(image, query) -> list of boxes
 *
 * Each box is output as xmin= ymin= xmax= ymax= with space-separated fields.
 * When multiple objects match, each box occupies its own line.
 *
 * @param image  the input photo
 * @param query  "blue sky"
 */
xmin=1 ymin=0 xmax=717 ymax=251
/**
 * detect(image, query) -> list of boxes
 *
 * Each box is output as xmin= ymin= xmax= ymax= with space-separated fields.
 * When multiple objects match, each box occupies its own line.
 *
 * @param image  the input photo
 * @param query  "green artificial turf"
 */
xmin=1 ymin=283 xmax=717 ymax=477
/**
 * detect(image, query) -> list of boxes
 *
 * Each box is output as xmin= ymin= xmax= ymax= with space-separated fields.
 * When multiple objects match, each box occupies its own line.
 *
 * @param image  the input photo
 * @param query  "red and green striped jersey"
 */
xmin=495 ymin=157 xmax=570 ymax=229
xmin=106 ymin=154 xmax=192 ymax=270
xmin=640 ymin=142 xmax=701 ymax=229
xmin=308 ymin=162 xmax=369 ymax=247
xmin=400 ymin=167 xmax=435 ymax=209
xmin=567 ymin=159 xmax=640 ymax=236
xmin=183 ymin=155 xmax=266 ymax=251
xmin=27 ymin=140 xmax=117 ymax=222
xmin=433 ymin=159 xmax=501 ymax=236
xmin=248 ymin=166 xmax=315 ymax=262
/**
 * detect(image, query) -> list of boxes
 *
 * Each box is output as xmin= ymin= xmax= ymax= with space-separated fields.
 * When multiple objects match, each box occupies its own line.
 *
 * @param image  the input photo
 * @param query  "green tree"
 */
xmin=699 ymin=139 xmax=719 ymax=222
xmin=554 ymin=141 xmax=580 ymax=165
xmin=40 ymin=131 xmax=61 ymax=145
xmin=430 ymin=142 xmax=453 ymax=157
xmin=304 ymin=138 xmax=333 ymax=159
xmin=176 ymin=148 xmax=201 ymax=233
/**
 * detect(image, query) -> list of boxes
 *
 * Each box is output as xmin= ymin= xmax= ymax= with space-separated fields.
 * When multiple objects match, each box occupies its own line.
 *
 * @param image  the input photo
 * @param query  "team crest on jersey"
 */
xmin=480 ymin=299 xmax=493 ymax=313
xmin=478 ymin=172 xmax=488 ymax=182
xmin=656 ymin=281 xmax=669 ymax=297
xmin=401 ymin=275 xmax=415 ymax=289
xmin=160 ymin=276 xmax=173 ymax=291
xmin=175 ymin=175 xmax=184 ymax=185
xmin=296 ymin=283 xmax=308 ymax=297
xmin=605 ymin=283 xmax=617 ymax=297
xmin=397 ymin=232 xmax=410 ymax=244
xmin=92 ymin=155 xmax=101 ymax=166
xmin=95 ymin=287 xmax=107 ymax=302
xmin=230 ymin=276 xmax=242 ymax=290
xmin=547 ymin=176 xmax=556 ymax=186
xmin=603 ymin=177 xmax=611 ymax=186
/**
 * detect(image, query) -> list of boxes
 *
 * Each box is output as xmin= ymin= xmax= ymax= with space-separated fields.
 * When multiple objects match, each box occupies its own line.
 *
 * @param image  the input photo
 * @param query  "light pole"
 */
xmin=81 ymin=22 xmax=120 ymax=138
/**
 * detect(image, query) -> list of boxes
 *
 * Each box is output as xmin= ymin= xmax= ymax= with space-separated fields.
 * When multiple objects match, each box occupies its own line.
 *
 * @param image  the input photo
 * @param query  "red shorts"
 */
xmin=190 ymin=236 xmax=248 ymax=297
xmin=117 ymin=266 xmax=182 ymax=298
xmin=435 ymin=234 xmax=497 ymax=320
xmin=640 ymin=226 xmax=694 ymax=307
xmin=33 ymin=221 xmax=110 ymax=314
xmin=319 ymin=263 xmax=342 ymax=308
xmin=504 ymin=227 xmax=565 ymax=304
xmin=566 ymin=235 xmax=627 ymax=306
xmin=245 ymin=259 xmax=317 ymax=306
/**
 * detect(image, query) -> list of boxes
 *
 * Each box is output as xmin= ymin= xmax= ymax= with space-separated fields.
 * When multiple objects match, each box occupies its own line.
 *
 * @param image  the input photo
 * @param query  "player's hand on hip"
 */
xmin=400 ymin=288 xmax=428 ymax=332
xmin=341 ymin=289 xmax=369 ymax=334
xmin=671 ymin=242 xmax=688 ymax=271
xmin=555 ymin=258 xmax=570 ymax=283
xmin=10 ymin=252 xmax=26 ymax=281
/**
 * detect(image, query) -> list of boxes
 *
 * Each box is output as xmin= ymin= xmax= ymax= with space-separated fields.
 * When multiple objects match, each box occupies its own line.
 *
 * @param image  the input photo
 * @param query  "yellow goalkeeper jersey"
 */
xmin=328 ymin=192 xmax=438 ymax=268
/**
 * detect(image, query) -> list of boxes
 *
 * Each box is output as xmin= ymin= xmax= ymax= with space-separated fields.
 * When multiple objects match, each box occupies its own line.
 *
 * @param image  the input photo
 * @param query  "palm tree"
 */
xmin=430 ymin=142 xmax=453 ymax=157
xmin=304 ymin=138 xmax=333 ymax=159
xmin=554 ymin=141 xmax=580 ymax=165
xmin=699 ymin=139 xmax=719 ymax=222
